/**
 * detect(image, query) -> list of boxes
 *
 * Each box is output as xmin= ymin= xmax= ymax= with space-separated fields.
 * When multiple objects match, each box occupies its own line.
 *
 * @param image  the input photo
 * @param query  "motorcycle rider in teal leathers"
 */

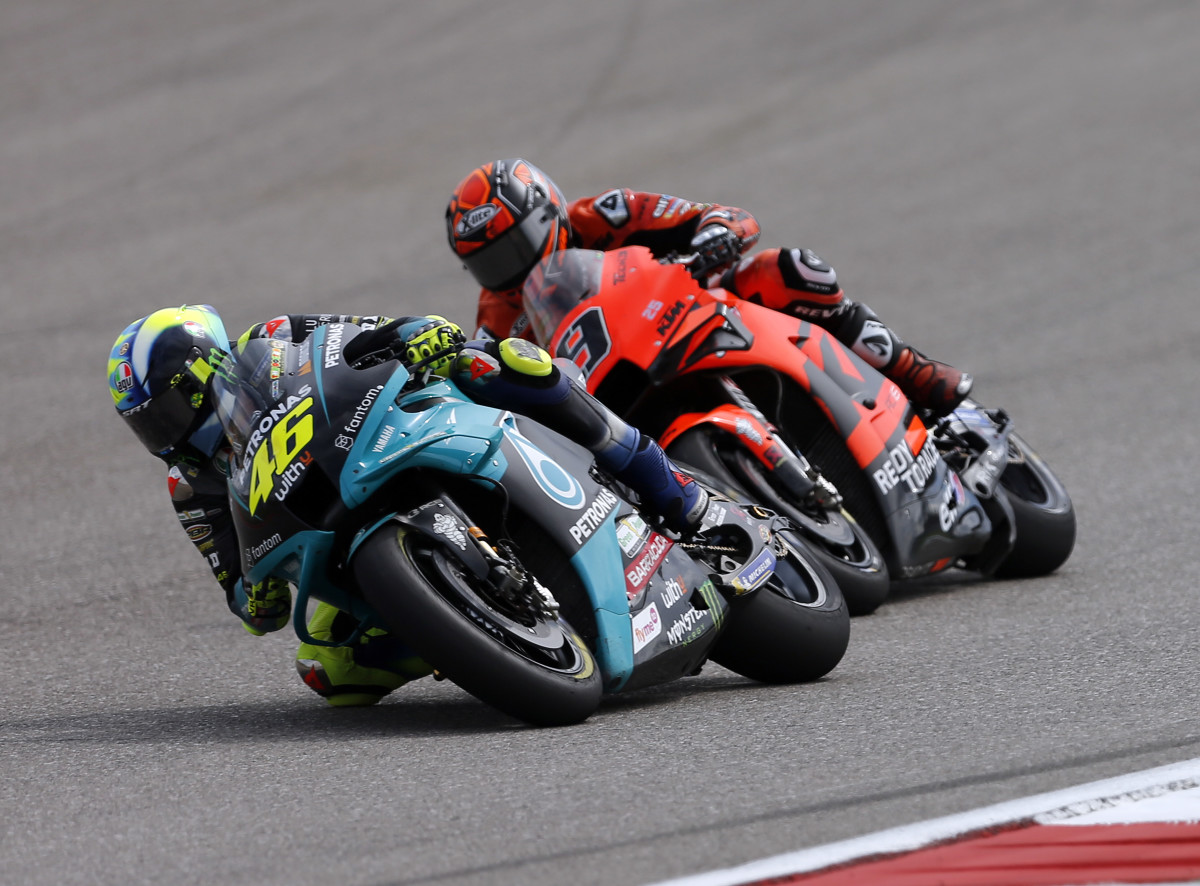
xmin=107 ymin=306 xmax=711 ymax=706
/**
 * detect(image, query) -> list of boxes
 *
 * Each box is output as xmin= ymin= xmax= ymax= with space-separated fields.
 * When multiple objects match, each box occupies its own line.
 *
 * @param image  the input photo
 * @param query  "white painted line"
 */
xmin=648 ymin=758 xmax=1200 ymax=886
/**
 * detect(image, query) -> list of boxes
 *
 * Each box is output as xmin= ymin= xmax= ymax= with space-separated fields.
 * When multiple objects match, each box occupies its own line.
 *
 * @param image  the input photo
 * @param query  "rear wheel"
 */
xmin=668 ymin=427 xmax=890 ymax=615
xmin=707 ymin=533 xmax=850 ymax=683
xmin=352 ymin=523 xmax=601 ymax=727
xmin=993 ymin=432 xmax=1076 ymax=578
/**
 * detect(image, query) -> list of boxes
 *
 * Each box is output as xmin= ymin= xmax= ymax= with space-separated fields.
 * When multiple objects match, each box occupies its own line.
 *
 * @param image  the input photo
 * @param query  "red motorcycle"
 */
xmin=521 ymin=247 xmax=1074 ymax=614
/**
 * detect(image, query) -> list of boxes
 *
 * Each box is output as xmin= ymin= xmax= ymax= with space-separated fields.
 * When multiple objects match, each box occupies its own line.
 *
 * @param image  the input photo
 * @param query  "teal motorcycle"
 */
xmin=211 ymin=324 xmax=850 ymax=727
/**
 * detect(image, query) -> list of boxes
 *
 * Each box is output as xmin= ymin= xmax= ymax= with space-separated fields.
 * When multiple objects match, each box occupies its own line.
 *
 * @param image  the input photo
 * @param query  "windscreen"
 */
xmin=211 ymin=338 xmax=281 ymax=459
xmin=521 ymin=248 xmax=606 ymax=346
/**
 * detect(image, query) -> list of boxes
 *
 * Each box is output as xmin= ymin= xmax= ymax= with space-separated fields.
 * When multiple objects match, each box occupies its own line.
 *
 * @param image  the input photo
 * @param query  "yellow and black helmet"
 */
xmin=107 ymin=304 xmax=230 ymax=456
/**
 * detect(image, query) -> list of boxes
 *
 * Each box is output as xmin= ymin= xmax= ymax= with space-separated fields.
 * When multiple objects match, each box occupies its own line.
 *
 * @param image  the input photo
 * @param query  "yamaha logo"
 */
xmin=456 ymin=203 xmax=499 ymax=236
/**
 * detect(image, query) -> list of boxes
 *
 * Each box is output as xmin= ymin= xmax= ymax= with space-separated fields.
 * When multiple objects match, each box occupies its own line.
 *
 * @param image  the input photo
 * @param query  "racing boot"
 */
xmin=888 ymin=346 xmax=973 ymax=416
xmin=608 ymin=432 xmax=710 ymax=534
xmin=295 ymin=602 xmax=433 ymax=707
xmin=840 ymin=302 xmax=972 ymax=416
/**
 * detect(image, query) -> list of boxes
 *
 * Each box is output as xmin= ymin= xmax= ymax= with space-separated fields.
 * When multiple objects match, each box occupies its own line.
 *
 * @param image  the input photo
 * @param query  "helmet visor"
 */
xmin=119 ymin=381 xmax=204 ymax=455
xmin=462 ymin=208 xmax=557 ymax=291
xmin=118 ymin=353 xmax=213 ymax=455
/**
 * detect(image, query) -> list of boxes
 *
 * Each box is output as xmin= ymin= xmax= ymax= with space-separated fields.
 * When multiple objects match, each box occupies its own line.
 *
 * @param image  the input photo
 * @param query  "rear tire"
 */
xmin=352 ymin=523 xmax=601 ymax=727
xmin=993 ymin=432 xmax=1075 ymax=578
xmin=709 ymin=534 xmax=850 ymax=683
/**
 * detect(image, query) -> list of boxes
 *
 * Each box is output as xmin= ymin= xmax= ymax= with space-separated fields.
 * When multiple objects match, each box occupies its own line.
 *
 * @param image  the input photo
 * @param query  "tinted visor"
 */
xmin=120 ymin=381 xmax=205 ymax=455
xmin=463 ymin=209 xmax=556 ymax=291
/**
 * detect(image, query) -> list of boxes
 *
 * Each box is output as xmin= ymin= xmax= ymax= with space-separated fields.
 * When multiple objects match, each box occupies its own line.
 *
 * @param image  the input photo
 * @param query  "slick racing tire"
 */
xmin=352 ymin=524 xmax=601 ymax=727
xmin=992 ymin=431 xmax=1076 ymax=578
xmin=667 ymin=427 xmax=890 ymax=616
xmin=708 ymin=533 xmax=850 ymax=684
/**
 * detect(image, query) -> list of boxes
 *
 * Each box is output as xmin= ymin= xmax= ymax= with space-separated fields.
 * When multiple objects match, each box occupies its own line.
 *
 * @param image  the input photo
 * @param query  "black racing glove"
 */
xmin=688 ymin=224 xmax=743 ymax=280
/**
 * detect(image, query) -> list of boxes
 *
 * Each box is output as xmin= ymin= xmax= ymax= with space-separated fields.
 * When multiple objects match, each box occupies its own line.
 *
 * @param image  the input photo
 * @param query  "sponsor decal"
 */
xmin=342 ymin=384 xmax=385 ymax=439
xmin=456 ymin=203 xmax=499 ymax=237
xmin=432 ymin=512 xmax=468 ymax=550
xmin=655 ymin=299 xmax=687 ymax=336
xmin=732 ymin=548 xmax=776 ymax=594
xmin=273 ymin=450 xmax=314 ymax=502
xmin=735 ymin=415 xmax=764 ymax=444
xmin=612 ymin=249 xmax=628 ymax=285
xmin=700 ymin=502 xmax=727 ymax=529
xmin=624 ymin=533 xmax=674 ymax=596
xmin=115 ymin=362 xmax=134 ymax=394
xmin=857 ymin=319 xmax=894 ymax=363
xmin=632 ymin=602 xmax=662 ymax=653
xmin=569 ymin=488 xmax=620 ymax=544
xmin=240 ymin=384 xmax=314 ymax=463
xmin=652 ymin=195 xmax=692 ymax=219
xmin=659 ymin=576 xmax=686 ymax=609
xmin=295 ymin=339 xmax=312 ymax=375
xmin=323 ymin=323 xmax=345 ymax=369
xmin=245 ymin=532 xmax=282 ymax=566
xmin=269 ymin=343 xmax=285 ymax=380
xmin=508 ymin=426 xmax=587 ymax=510
xmin=371 ymin=424 xmax=396 ymax=453
xmin=334 ymin=434 xmax=354 ymax=451
xmin=616 ymin=514 xmax=649 ymax=557
xmin=873 ymin=435 xmax=940 ymax=495
xmin=183 ymin=320 xmax=206 ymax=337
xmin=235 ymin=390 xmax=316 ymax=515
xmin=940 ymin=471 xmax=967 ymax=532
xmin=185 ymin=524 xmax=212 ymax=542
xmin=177 ymin=508 xmax=205 ymax=522
xmin=666 ymin=607 xmax=710 ymax=646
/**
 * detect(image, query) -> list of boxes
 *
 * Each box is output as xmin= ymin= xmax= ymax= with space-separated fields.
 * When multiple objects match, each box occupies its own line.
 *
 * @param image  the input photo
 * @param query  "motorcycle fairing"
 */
xmin=499 ymin=415 xmax=724 ymax=691
xmin=219 ymin=323 xmax=736 ymax=691
xmin=526 ymin=247 xmax=993 ymax=576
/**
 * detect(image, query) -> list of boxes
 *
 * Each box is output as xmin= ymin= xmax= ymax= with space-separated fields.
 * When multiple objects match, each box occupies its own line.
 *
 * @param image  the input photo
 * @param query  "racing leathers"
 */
xmin=165 ymin=313 xmax=708 ymax=643
xmin=474 ymin=188 xmax=971 ymax=414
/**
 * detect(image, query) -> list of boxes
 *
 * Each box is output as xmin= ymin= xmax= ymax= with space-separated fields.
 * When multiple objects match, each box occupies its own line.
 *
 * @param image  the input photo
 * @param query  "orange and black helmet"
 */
xmin=446 ymin=159 xmax=571 ymax=291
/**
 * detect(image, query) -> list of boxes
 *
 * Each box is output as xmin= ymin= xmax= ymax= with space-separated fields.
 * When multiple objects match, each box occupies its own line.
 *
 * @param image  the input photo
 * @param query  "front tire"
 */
xmin=709 ymin=534 xmax=851 ymax=683
xmin=352 ymin=523 xmax=601 ymax=727
xmin=667 ymin=427 xmax=890 ymax=616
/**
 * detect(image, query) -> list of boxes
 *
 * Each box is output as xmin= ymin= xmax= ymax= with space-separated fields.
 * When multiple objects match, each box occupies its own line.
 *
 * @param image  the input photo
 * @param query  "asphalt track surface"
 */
xmin=2 ymin=3 xmax=1198 ymax=885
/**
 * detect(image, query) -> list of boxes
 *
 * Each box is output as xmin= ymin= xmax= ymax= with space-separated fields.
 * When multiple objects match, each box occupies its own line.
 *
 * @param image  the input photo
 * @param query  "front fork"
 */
xmin=660 ymin=375 xmax=841 ymax=510
xmin=303 ymin=498 xmax=558 ymax=649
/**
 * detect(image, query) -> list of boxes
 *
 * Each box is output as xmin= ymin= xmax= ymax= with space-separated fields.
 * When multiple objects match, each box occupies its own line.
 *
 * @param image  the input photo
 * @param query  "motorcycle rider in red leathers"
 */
xmin=447 ymin=158 xmax=972 ymax=416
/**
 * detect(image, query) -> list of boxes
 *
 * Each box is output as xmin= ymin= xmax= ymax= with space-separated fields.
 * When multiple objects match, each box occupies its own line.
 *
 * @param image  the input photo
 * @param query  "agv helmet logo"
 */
xmin=116 ymin=361 xmax=135 ymax=394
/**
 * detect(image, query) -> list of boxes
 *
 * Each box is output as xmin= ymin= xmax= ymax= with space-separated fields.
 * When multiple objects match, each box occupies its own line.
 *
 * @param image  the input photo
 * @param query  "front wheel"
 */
xmin=352 ymin=523 xmax=601 ymax=727
xmin=667 ymin=427 xmax=890 ymax=616
xmin=993 ymin=431 xmax=1076 ymax=578
xmin=708 ymin=533 xmax=851 ymax=683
